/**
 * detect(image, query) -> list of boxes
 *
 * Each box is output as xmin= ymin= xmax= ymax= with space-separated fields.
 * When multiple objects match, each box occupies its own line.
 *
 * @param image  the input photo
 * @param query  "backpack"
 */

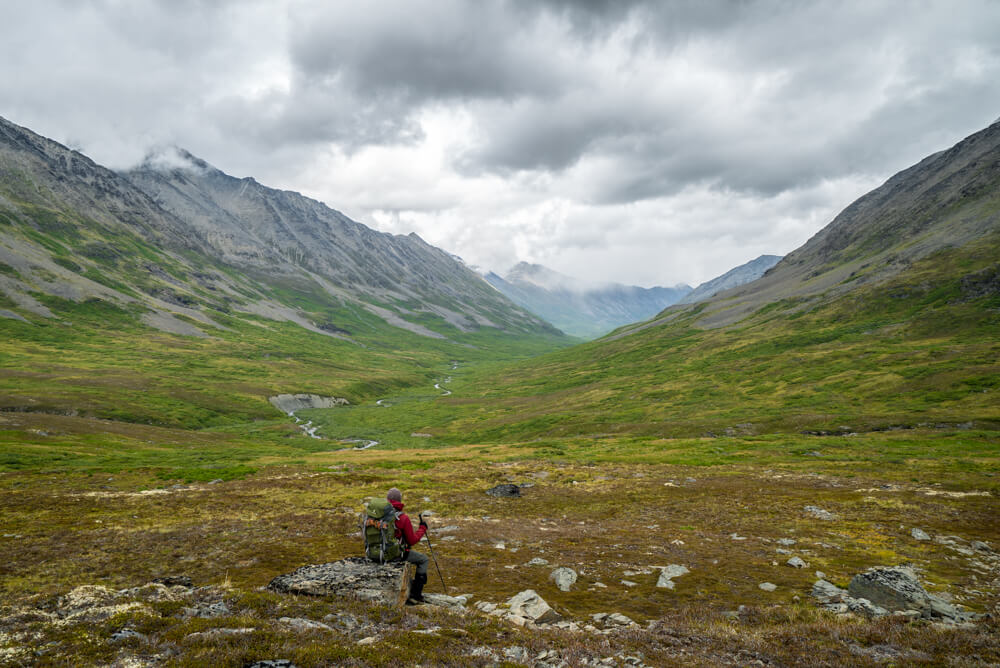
xmin=361 ymin=497 xmax=403 ymax=563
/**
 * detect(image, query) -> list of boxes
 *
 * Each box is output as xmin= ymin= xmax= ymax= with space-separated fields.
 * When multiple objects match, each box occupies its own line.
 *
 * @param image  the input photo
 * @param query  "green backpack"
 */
xmin=361 ymin=497 xmax=403 ymax=563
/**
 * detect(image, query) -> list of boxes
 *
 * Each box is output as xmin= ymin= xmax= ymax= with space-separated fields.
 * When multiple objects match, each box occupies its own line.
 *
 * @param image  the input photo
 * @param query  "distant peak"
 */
xmin=138 ymin=146 xmax=213 ymax=174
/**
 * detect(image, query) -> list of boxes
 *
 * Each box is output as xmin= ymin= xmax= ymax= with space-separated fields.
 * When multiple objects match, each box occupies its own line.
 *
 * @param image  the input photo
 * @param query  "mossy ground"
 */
xmin=1 ymin=425 xmax=998 ymax=665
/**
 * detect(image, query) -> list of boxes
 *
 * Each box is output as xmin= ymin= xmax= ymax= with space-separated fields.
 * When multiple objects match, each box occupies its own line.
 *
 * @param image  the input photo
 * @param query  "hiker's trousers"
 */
xmin=405 ymin=549 xmax=429 ymax=575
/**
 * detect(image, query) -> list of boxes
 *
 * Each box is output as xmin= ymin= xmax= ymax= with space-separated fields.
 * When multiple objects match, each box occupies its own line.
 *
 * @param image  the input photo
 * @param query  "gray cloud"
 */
xmin=1 ymin=0 xmax=998 ymax=286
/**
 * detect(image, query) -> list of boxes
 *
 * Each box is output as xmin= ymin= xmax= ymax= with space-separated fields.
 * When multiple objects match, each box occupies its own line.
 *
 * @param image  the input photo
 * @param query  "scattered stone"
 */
xmin=729 ymin=533 xmax=747 ymax=541
xmin=804 ymin=505 xmax=836 ymax=520
xmin=621 ymin=580 xmax=638 ymax=587
xmin=494 ymin=542 xmax=506 ymax=550
xmin=486 ymin=484 xmax=520 ymax=497
xmin=423 ymin=593 xmax=470 ymax=609
xmin=506 ymin=590 xmax=562 ymax=624
xmin=550 ymin=567 xmax=578 ymax=592
xmin=759 ymin=582 xmax=777 ymax=592
xmin=110 ymin=628 xmax=146 ymax=643
xmin=786 ymin=556 xmax=807 ymax=569
xmin=437 ymin=525 xmax=460 ymax=533
xmin=278 ymin=617 xmax=332 ymax=632
xmin=356 ymin=636 xmax=378 ymax=646
xmin=911 ymin=528 xmax=931 ymax=541
xmin=656 ymin=564 xmax=690 ymax=589
xmin=207 ymin=479 xmax=224 ymax=485
xmin=815 ymin=571 xmax=826 ymax=580
xmin=247 ymin=661 xmax=298 ymax=668
xmin=776 ymin=538 xmax=796 ymax=546
xmin=526 ymin=557 xmax=549 ymax=566
xmin=776 ymin=548 xmax=791 ymax=555
xmin=504 ymin=646 xmax=530 ymax=662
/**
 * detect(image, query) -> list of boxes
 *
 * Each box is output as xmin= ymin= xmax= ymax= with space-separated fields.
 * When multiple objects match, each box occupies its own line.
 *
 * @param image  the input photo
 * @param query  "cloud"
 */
xmin=1 ymin=0 xmax=998 ymax=288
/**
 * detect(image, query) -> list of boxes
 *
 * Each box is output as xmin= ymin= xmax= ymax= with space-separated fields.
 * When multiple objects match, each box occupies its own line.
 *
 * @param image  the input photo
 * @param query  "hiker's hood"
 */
xmin=390 ymin=499 xmax=405 ymax=511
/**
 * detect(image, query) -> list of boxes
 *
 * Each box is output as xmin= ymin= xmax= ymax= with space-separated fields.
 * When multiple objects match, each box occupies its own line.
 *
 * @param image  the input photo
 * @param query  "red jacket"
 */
xmin=390 ymin=499 xmax=426 ymax=547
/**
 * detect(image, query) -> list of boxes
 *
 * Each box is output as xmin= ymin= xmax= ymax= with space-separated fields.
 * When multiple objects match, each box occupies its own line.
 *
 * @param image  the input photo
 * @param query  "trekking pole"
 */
xmin=420 ymin=514 xmax=450 ymax=595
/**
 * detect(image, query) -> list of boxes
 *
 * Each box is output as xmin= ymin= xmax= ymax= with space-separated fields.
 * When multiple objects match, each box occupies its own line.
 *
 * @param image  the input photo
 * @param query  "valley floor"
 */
xmin=1 ymin=429 xmax=998 ymax=666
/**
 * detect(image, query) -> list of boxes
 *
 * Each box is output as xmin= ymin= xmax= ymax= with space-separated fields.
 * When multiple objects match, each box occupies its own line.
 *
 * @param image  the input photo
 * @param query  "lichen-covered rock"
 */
xmin=550 ymin=567 xmax=578 ymax=592
xmin=847 ymin=567 xmax=976 ymax=622
xmin=266 ymin=558 xmax=412 ymax=606
xmin=506 ymin=589 xmax=562 ymax=624
xmin=656 ymin=564 xmax=689 ymax=589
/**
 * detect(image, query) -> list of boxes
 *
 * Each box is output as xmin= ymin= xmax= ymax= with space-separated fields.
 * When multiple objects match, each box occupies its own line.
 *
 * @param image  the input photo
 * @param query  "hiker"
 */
xmin=363 ymin=487 xmax=429 ymax=605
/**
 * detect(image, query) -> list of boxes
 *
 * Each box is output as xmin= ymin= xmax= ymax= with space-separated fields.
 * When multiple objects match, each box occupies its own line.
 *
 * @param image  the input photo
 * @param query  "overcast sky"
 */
xmin=2 ymin=1 xmax=999 ymax=286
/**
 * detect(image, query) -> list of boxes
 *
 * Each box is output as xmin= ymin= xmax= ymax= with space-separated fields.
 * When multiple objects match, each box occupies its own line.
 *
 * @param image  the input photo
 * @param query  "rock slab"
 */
xmin=266 ymin=558 xmax=414 ymax=607
xmin=506 ymin=589 xmax=562 ymax=624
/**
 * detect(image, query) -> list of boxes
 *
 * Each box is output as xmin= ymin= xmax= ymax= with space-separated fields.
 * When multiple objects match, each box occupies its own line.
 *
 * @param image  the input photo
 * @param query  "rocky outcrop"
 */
xmin=268 ymin=394 xmax=349 ymax=414
xmin=813 ymin=567 xmax=978 ymax=624
xmin=266 ymin=558 xmax=415 ymax=607
xmin=656 ymin=564 xmax=689 ymax=589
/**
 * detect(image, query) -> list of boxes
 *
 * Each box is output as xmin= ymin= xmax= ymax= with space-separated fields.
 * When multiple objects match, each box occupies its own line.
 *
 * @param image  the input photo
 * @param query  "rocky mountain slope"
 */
xmin=677 ymin=254 xmax=782 ymax=305
xmin=485 ymin=262 xmax=691 ymax=338
xmin=650 ymin=118 xmax=1000 ymax=330
xmin=0 ymin=116 xmax=557 ymax=342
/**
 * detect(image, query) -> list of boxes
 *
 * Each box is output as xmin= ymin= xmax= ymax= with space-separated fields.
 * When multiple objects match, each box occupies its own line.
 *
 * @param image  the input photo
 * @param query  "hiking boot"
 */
xmin=407 ymin=573 xmax=427 ymax=604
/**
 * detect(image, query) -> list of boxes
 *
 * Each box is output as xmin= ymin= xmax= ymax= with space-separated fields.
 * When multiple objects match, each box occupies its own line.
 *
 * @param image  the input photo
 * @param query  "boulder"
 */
xmin=505 ymin=589 xmax=562 ymax=624
xmin=759 ymin=582 xmax=777 ymax=592
xmin=656 ymin=564 xmax=690 ymax=589
xmin=786 ymin=556 xmax=807 ymax=568
xmin=266 ymin=558 xmax=415 ymax=608
xmin=486 ymin=484 xmax=521 ymax=497
xmin=847 ymin=567 xmax=975 ymax=622
xmin=804 ymin=505 xmax=836 ymax=520
xmin=911 ymin=528 xmax=931 ymax=541
xmin=550 ymin=567 xmax=578 ymax=592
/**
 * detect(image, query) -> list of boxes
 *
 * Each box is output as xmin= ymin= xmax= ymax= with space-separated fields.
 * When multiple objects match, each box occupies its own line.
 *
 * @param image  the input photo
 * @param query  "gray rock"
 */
xmin=486 ymin=484 xmax=521 ymax=497
xmin=758 ymin=582 xmax=777 ymax=591
xmin=110 ymin=629 xmax=146 ymax=643
xmin=971 ymin=540 xmax=993 ymax=553
xmin=550 ymin=567 xmax=578 ymax=592
xmin=504 ymin=646 xmax=530 ymax=662
xmin=847 ymin=597 xmax=889 ymax=618
xmin=656 ymin=564 xmax=690 ymax=589
xmin=776 ymin=548 xmax=791 ymax=555
xmin=812 ymin=579 xmax=848 ymax=603
xmin=152 ymin=575 xmax=192 ymax=587
xmin=804 ymin=505 xmax=836 ymax=520
xmin=526 ymin=557 xmax=549 ymax=566
xmin=247 ymin=662 xmax=299 ymax=668
xmin=278 ymin=617 xmax=331 ymax=632
xmin=776 ymin=538 xmax=797 ymax=546
xmin=423 ymin=593 xmax=469 ymax=609
xmin=911 ymin=528 xmax=931 ymax=541
xmin=506 ymin=589 xmax=562 ymax=624
xmin=848 ymin=566 xmax=973 ymax=621
xmin=786 ymin=556 xmax=807 ymax=568
xmin=266 ymin=557 xmax=411 ymax=606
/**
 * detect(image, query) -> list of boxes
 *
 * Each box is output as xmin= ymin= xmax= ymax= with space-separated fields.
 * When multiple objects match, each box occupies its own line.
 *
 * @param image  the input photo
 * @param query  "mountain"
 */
xmin=677 ymin=254 xmax=782 ymax=305
xmin=0 ymin=116 xmax=565 ymax=427
xmin=402 ymin=119 xmax=1000 ymax=441
xmin=123 ymin=149 xmax=556 ymax=339
xmin=484 ymin=262 xmax=691 ymax=339
xmin=0 ymin=117 xmax=556 ymax=342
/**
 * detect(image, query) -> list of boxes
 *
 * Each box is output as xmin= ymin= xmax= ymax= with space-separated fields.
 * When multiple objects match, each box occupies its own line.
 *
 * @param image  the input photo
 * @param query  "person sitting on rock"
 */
xmin=385 ymin=487 xmax=429 ymax=604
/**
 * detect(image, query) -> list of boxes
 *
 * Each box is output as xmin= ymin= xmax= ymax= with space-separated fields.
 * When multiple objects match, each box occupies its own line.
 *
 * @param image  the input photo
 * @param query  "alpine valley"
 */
xmin=1 ymin=116 xmax=999 ymax=666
